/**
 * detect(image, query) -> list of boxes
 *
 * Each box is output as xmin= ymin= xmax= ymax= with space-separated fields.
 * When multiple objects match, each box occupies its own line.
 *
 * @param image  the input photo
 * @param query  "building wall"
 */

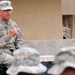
xmin=73 ymin=15 xmax=75 ymax=38
xmin=25 ymin=39 xmax=75 ymax=55
xmin=11 ymin=0 xmax=63 ymax=40
xmin=62 ymin=0 xmax=75 ymax=15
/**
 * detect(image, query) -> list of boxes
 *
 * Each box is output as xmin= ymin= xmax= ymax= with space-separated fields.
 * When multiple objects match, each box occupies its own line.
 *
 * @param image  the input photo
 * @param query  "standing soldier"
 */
xmin=0 ymin=0 xmax=25 ymax=66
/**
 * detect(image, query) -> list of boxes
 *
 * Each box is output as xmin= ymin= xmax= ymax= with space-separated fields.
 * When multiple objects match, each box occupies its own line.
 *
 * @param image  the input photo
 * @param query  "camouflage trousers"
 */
xmin=0 ymin=49 xmax=14 ymax=67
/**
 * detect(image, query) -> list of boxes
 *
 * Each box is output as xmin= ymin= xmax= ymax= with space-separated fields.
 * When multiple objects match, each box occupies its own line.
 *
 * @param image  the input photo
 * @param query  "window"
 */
xmin=62 ymin=15 xmax=73 ymax=39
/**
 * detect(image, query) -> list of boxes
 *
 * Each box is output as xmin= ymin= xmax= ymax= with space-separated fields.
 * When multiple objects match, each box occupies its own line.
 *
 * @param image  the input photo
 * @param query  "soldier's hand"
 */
xmin=9 ymin=26 xmax=18 ymax=38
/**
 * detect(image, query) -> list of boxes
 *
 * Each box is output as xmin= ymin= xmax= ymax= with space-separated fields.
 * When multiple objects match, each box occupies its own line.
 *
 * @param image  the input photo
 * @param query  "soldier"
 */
xmin=6 ymin=47 xmax=47 ymax=75
xmin=47 ymin=46 xmax=75 ymax=75
xmin=0 ymin=0 xmax=25 ymax=66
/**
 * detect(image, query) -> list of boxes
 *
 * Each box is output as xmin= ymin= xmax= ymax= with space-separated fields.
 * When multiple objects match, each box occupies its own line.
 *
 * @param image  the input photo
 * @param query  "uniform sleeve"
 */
xmin=9 ymin=20 xmax=26 ymax=49
xmin=14 ymin=27 xmax=25 ymax=49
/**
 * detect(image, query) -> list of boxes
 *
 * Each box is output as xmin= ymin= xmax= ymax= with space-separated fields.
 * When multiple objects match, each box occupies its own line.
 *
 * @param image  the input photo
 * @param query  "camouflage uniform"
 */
xmin=47 ymin=46 xmax=75 ymax=75
xmin=6 ymin=47 xmax=47 ymax=75
xmin=0 ymin=18 xmax=25 ymax=66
